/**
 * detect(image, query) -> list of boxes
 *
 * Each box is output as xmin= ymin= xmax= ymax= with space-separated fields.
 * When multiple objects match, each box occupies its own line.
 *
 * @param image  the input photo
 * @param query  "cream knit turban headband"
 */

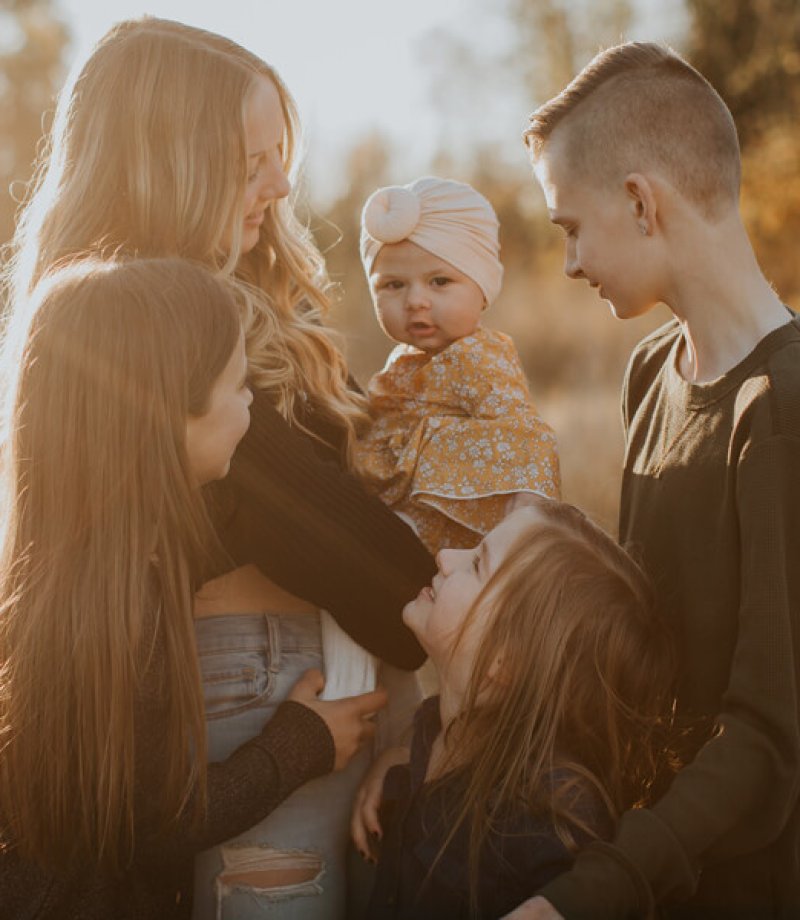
xmin=360 ymin=176 xmax=504 ymax=306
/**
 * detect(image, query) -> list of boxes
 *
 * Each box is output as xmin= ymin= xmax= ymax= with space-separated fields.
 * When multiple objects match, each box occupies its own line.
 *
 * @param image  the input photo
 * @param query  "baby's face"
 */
xmin=369 ymin=240 xmax=485 ymax=354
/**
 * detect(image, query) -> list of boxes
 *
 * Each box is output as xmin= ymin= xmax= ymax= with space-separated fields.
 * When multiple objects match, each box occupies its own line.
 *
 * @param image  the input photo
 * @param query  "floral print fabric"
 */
xmin=353 ymin=328 xmax=561 ymax=553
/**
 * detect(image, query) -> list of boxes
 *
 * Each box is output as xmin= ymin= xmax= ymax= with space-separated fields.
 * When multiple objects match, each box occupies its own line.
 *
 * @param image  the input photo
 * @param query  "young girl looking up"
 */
xmin=353 ymin=500 xmax=674 ymax=919
xmin=355 ymin=176 xmax=561 ymax=553
xmin=0 ymin=258 xmax=384 ymax=919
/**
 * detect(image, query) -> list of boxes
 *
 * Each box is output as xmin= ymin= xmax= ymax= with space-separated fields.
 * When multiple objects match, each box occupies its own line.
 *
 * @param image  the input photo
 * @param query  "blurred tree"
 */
xmin=685 ymin=0 xmax=800 ymax=300
xmin=506 ymin=0 xmax=633 ymax=103
xmin=309 ymin=132 xmax=394 ymax=383
xmin=0 ymin=0 xmax=68 ymax=247
xmin=685 ymin=0 xmax=800 ymax=145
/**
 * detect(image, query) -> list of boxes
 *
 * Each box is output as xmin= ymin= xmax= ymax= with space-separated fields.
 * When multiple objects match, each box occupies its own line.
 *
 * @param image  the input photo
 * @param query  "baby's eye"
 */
xmin=431 ymin=276 xmax=451 ymax=287
xmin=381 ymin=280 xmax=404 ymax=291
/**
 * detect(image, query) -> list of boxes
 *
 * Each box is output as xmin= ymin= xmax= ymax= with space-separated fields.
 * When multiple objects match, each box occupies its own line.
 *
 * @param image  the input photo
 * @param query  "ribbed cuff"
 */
xmin=539 ymin=807 xmax=699 ymax=919
xmin=615 ymin=808 xmax=698 ymax=902
xmin=258 ymin=700 xmax=335 ymax=792
xmin=539 ymin=840 xmax=653 ymax=920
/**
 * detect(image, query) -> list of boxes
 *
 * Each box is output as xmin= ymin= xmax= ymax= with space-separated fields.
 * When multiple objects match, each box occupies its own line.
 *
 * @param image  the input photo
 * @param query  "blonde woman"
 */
xmin=0 ymin=258 xmax=384 ymax=919
xmin=3 ymin=16 xmax=435 ymax=920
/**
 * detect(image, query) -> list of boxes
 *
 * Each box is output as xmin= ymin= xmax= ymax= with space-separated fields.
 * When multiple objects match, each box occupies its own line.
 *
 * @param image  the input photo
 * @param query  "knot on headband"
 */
xmin=360 ymin=176 xmax=504 ymax=307
xmin=362 ymin=186 xmax=421 ymax=243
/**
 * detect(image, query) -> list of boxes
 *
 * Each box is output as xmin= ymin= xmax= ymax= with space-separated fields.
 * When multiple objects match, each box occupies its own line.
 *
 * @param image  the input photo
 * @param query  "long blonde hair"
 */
xmin=4 ymin=16 xmax=366 ymax=458
xmin=437 ymin=499 xmax=674 ymax=913
xmin=0 ymin=257 xmax=240 ymax=873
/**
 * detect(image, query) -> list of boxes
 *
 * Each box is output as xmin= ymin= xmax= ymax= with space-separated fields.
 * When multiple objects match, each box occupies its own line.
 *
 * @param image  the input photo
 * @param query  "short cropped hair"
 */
xmin=524 ymin=42 xmax=741 ymax=217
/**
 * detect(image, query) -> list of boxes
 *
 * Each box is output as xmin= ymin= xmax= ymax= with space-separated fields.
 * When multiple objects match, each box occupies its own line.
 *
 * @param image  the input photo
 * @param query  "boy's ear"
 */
xmin=624 ymin=173 xmax=657 ymax=237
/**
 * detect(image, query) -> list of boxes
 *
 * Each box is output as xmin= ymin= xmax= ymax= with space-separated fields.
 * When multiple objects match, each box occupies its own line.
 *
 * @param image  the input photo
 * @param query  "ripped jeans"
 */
xmin=192 ymin=612 xmax=369 ymax=920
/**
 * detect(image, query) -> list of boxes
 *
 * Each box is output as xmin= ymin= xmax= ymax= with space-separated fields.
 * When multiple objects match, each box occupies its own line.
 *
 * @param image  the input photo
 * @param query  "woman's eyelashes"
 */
xmin=246 ymin=146 xmax=282 ymax=183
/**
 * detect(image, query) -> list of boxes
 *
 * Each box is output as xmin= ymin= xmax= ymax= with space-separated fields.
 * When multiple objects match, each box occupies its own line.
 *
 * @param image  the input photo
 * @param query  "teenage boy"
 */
xmin=507 ymin=41 xmax=800 ymax=920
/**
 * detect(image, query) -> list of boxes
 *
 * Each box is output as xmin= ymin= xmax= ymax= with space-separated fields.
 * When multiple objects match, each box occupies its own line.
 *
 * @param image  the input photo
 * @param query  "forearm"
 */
xmin=537 ymin=437 xmax=800 ymax=919
xmin=222 ymin=395 xmax=434 ymax=668
xmin=138 ymin=701 xmax=334 ymax=865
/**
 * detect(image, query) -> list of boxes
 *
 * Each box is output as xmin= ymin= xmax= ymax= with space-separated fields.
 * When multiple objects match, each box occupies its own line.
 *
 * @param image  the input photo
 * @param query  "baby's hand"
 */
xmin=507 ymin=492 xmax=542 ymax=514
xmin=351 ymin=745 xmax=410 ymax=862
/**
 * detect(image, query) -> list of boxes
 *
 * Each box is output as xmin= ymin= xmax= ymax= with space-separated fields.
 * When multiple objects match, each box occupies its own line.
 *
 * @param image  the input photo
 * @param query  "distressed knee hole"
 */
xmin=216 ymin=845 xmax=323 ymax=900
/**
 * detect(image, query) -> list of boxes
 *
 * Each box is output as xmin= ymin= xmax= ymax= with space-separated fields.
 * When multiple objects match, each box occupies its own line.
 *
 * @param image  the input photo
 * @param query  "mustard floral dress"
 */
xmin=353 ymin=327 xmax=561 ymax=553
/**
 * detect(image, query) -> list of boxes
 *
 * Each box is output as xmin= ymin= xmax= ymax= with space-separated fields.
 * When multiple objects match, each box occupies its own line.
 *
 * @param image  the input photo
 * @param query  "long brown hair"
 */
xmin=436 ymin=500 xmax=674 ymax=913
xmin=0 ymin=257 xmax=240 ymax=873
xmin=4 ymin=16 xmax=367 ymax=459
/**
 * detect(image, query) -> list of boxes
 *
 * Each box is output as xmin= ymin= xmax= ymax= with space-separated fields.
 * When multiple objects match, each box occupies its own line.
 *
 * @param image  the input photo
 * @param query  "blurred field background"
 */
xmin=2 ymin=0 xmax=799 ymax=534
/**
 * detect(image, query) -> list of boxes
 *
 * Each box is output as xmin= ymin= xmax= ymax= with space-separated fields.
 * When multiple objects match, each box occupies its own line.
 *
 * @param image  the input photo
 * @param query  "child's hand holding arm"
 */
xmin=351 ymin=745 xmax=410 ymax=861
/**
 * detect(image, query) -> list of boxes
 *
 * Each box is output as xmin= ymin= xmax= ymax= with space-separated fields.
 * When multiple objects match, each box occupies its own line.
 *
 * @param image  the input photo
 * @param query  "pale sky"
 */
xmin=55 ymin=0 xmax=688 ymax=204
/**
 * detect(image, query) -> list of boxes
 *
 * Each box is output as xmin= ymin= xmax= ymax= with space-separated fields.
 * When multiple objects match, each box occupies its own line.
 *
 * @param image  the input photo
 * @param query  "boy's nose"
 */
xmin=565 ymin=255 xmax=584 ymax=280
xmin=564 ymin=242 xmax=583 ymax=280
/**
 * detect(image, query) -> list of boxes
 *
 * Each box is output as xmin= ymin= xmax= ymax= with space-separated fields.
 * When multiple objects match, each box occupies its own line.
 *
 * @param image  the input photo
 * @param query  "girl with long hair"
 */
xmin=353 ymin=499 xmax=675 ymax=919
xmin=2 ymin=16 xmax=436 ymax=919
xmin=0 ymin=257 xmax=383 ymax=918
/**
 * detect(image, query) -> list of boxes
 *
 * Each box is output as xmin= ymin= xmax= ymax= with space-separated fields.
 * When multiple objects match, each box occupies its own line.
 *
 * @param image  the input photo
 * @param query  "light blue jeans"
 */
xmin=192 ymin=612 xmax=368 ymax=920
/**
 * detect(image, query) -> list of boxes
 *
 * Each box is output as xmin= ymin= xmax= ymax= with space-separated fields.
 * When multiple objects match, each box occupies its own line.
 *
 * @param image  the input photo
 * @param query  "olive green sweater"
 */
xmin=542 ymin=316 xmax=800 ymax=919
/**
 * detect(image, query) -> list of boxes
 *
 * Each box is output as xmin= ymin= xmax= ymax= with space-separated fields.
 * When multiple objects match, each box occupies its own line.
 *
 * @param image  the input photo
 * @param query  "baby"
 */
xmin=354 ymin=176 xmax=561 ymax=553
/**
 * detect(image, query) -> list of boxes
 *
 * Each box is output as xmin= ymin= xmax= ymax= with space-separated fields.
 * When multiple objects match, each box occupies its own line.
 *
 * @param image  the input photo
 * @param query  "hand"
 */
xmin=507 ymin=492 xmax=543 ymax=514
xmin=501 ymin=896 xmax=565 ymax=919
xmin=351 ymin=745 xmax=410 ymax=862
xmin=288 ymin=669 xmax=387 ymax=771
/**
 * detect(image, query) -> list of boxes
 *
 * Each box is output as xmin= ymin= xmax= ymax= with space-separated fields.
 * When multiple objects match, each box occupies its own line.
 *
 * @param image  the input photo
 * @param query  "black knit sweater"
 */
xmin=0 ymin=630 xmax=334 ymax=919
xmin=212 ymin=387 xmax=437 ymax=669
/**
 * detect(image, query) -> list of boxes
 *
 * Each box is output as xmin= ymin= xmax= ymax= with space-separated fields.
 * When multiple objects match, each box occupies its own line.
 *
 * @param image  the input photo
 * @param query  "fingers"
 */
xmin=288 ymin=668 xmax=325 ymax=701
xmin=351 ymin=788 xmax=370 ymax=856
xmin=346 ymin=686 xmax=388 ymax=718
xmin=351 ymin=774 xmax=382 ymax=862
xmin=361 ymin=782 xmax=382 ymax=839
xmin=360 ymin=719 xmax=377 ymax=743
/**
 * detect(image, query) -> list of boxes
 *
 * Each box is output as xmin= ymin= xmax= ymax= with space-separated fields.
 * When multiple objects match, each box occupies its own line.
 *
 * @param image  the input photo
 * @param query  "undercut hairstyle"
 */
xmin=524 ymin=42 xmax=741 ymax=217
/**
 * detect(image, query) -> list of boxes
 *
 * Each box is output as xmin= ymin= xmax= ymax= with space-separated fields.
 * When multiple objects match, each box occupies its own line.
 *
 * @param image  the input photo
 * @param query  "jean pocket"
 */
xmin=198 ymin=644 xmax=276 ymax=720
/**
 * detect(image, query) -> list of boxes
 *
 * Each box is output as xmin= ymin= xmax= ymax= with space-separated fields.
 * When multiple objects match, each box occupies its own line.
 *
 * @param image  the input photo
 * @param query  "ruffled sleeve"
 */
xmin=354 ymin=329 xmax=560 ymax=552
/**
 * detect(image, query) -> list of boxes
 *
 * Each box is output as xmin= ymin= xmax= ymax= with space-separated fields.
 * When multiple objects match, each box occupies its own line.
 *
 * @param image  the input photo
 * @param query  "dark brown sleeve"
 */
xmin=218 ymin=391 xmax=435 ymax=669
xmin=136 ymin=699 xmax=334 ymax=865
